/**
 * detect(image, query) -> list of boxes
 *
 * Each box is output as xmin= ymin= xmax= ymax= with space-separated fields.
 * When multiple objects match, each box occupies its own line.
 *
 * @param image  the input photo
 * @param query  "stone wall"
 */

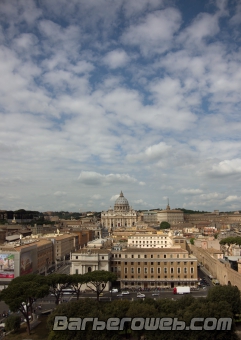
xmin=189 ymin=244 xmax=241 ymax=291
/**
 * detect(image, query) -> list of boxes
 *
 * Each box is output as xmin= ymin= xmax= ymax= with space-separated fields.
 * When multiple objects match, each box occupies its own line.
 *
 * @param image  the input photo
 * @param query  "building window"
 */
xmin=75 ymin=269 xmax=78 ymax=274
xmin=164 ymin=255 xmax=166 ymax=258
xmin=88 ymin=267 xmax=91 ymax=272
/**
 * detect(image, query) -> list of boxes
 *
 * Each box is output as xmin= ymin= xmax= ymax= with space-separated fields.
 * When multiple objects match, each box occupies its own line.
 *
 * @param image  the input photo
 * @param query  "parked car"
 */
xmin=117 ymin=293 xmax=123 ymax=297
xmin=137 ymin=293 xmax=145 ymax=298
xmin=122 ymin=291 xmax=130 ymax=295
xmin=152 ymin=292 xmax=160 ymax=296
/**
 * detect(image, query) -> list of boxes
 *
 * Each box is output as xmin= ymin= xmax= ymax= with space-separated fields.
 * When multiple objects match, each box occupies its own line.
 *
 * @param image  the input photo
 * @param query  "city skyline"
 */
xmin=1 ymin=0 xmax=241 ymax=212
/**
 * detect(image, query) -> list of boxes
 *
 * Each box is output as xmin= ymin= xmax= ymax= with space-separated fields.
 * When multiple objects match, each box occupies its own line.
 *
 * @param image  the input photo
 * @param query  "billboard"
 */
xmin=0 ymin=254 xmax=15 ymax=278
xmin=20 ymin=251 xmax=33 ymax=276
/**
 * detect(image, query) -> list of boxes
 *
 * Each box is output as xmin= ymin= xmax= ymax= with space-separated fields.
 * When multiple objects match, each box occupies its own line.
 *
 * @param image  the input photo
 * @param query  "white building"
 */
xmin=101 ymin=191 xmax=138 ymax=229
xmin=71 ymin=248 xmax=112 ymax=291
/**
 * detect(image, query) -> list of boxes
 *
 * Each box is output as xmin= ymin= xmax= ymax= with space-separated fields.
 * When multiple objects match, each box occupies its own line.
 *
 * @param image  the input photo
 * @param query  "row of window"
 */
xmin=131 ymin=240 xmax=168 ymax=243
xmin=130 ymin=236 xmax=168 ymax=239
xmin=112 ymin=253 xmax=187 ymax=259
xmin=120 ymin=261 xmax=193 ymax=265
xmin=123 ymin=267 xmax=194 ymax=274
xmin=122 ymin=275 xmax=194 ymax=279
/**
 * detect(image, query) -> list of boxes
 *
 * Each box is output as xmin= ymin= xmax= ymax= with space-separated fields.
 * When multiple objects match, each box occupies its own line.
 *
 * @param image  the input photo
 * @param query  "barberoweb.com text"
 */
xmin=53 ymin=316 xmax=232 ymax=331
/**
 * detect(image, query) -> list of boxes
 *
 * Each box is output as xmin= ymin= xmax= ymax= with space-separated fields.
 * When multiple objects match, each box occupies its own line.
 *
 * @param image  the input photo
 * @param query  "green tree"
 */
xmin=69 ymin=274 xmax=85 ymax=300
xmin=160 ymin=221 xmax=171 ymax=229
xmin=45 ymin=273 xmax=72 ymax=305
xmin=83 ymin=270 xmax=117 ymax=301
xmin=5 ymin=314 xmax=21 ymax=333
xmin=0 ymin=276 xmax=49 ymax=335
xmin=207 ymin=285 xmax=241 ymax=316
xmin=190 ymin=238 xmax=195 ymax=245
xmin=220 ymin=237 xmax=241 ymax=246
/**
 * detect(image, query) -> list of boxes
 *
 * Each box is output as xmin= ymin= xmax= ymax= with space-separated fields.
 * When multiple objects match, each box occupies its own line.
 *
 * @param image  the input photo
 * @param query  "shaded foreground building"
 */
xmin=71 ymin=246 xmax=198 ymax=290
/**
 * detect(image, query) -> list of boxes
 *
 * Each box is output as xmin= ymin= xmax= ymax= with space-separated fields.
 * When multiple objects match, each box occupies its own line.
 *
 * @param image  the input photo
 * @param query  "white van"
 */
xmin=110 ymin=288 xmax=118 ymax=293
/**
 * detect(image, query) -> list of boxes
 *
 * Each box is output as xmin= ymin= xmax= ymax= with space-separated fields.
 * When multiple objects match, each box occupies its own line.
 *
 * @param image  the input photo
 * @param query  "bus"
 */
xmin=62 ymin=288 xmax=75 ymax=295
xmin=212 ymin=279 xmax=220 ymax=286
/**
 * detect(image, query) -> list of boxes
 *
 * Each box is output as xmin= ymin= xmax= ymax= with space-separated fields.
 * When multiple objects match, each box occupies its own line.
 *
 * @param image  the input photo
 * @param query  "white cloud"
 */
xmin=92 ymin=194 xmax=101 ymax=200
xmin=78 ymin=171 xmax=141 ymax=186
xmin=127 ymin=142 xmax=172 ymax=162
xmin=208 ymin=159 xmax=241 ymax=177
xmin=121 ymin=8 xmax=182 ymax=55
xmin=54 ymin=191 xmax=67 ymax=197
xmin=0 ymin=0 xmax=240 ymax=212
xmin=225 ymin=195 xmax=240 ymax=202
xmin=102 ymin=49 xmax=130 ymax=69
xmin=178 ymin=189 xmax=203 ymax=195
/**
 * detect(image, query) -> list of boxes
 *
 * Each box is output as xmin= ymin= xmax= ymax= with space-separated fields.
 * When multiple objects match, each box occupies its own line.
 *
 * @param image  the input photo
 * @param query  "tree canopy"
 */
xmin=219 ymin=237 xmax=241 ymax=246
xmin=0 ymin=276 xmax=49 ymax=335
xmin=47 ymin=293 xmax=237 ymax=340
xmin=82 ymin=270 xmax=117 ymax=301
xmin=160 ymin=221 xmax=171 ymax=229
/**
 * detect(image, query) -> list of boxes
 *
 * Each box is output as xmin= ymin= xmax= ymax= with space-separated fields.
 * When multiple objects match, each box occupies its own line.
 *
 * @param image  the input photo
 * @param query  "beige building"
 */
xmin=70 ymin=246 xmax=198 ymax=291
xmin=111 ymin=247 xmax=197 ymax=289
xmin=0 ymin=238 xmax=53 ymax=288
xmin=101 ymin=191 xmax=138 ymax=228
xmin=40 ymin=233 xmax=79 ymax=261
xmin=127 ymin=231 xmax=174 ymax=248
xmin=157 ymin=203 xmax=184 ymax=224
xmin=142 ymin=211 xmax=158 ymax=224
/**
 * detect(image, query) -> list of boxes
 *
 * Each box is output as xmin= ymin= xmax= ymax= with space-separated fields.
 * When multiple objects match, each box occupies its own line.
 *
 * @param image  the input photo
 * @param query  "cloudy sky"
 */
xmin=1 ymin=0 xmax=241 ymax=213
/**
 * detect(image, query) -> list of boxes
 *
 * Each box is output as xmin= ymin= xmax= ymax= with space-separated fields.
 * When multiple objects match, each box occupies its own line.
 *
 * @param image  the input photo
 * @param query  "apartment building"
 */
xmin=51 ymin=234 xmax=79 ymax=261
xmin=70 ymin=246 xmax=198 ymax=291
xmin=127 ymin=232 xmax=173 ymax=248
xmin=111 ymin=248 xmax=198 ymax=289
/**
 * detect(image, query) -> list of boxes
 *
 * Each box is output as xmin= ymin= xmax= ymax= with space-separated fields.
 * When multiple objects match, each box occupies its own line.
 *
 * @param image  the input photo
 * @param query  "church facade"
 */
xmin=101 ymin=191 xmax=138 ymax=228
